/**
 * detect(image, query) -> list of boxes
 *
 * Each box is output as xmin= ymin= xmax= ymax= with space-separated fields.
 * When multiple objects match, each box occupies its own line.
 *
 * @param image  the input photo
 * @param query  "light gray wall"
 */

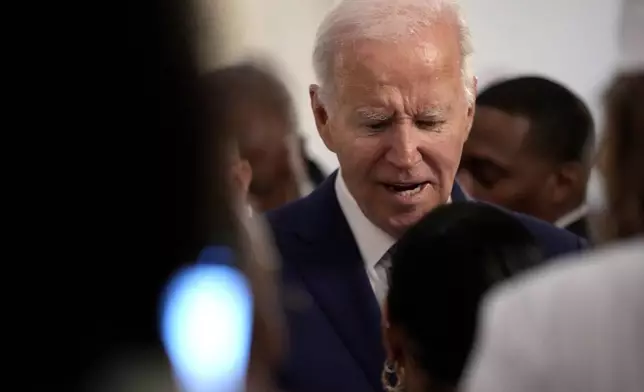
xmin=620 ymin=0 xmax=644 ymax=68
xmin=207 ymin=0 xmax=623 ymax=172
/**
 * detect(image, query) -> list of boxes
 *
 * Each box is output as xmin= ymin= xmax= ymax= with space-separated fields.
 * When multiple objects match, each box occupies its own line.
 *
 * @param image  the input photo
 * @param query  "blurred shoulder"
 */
xmin=486 ymin=238 xmax=644 ymax=323
xmin=468 ymin=201 xmax=586 ymax=258
xmin=265 ymin=195 xmax=310 ymax=230
xmin=266 ymin=174 xmax=338 ymax=239
xmin=510 ymin=210 xmax=586 ymax=257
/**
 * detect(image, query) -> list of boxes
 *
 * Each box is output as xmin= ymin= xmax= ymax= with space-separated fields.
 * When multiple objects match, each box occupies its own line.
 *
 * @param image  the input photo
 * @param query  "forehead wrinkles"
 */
xmin=334 ymin=27 xmax=461 ymax=98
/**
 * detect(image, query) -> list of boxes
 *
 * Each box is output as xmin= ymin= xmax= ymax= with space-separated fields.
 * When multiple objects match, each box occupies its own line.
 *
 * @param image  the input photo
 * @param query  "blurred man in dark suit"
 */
xmin=457 ymin=76 xmax=595 ymax=239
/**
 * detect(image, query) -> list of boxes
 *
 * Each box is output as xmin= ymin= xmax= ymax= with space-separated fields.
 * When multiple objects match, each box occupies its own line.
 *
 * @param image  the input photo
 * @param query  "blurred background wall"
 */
xmin=621 ymin=0 xmax=644 ymax=68
xmin=199 ymin=0 xmax=636 ymax=173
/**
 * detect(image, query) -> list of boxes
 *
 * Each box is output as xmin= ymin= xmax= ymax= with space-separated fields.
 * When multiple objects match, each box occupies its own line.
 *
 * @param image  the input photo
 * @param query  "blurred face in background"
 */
xmin=310 ymin=18 xmax=475 ymax=238
xmin=233 ymin=101 xmax=292 ymax=196
xmin=593 ymin=71 xmax=644 ymax=240
xmin=458 ymin=106 xmax=557 ymax=220
xmin=457 ymin=106 xmax=558 ymax=221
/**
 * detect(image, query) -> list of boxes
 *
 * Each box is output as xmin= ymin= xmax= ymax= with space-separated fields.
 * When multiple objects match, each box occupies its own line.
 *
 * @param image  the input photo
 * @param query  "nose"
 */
xmin=384 ymin=124 xmax=422 ymax=170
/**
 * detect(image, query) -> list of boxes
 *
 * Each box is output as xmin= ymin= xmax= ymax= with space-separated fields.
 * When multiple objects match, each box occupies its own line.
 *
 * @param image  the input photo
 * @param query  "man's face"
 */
xmin=457 ymin=106 xmax=555 ymax=219
xmin=311 ymin=21 xmax=474 ymax=237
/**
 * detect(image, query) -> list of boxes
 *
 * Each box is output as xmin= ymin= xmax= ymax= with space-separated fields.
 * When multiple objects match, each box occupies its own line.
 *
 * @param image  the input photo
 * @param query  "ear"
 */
xmin=381 ymin=303 xmax=404 ymax=366
xmin=464 ymin=76 xmax=478 ymax=138
xmin=381 ymin=302 xmax=391 ymax=356
xmin=551 ymin=162 xmax=584 ymax=204
xmin=309 ymin=84 xmax=336 ymax=152
xmin=471 ymin=75 xmax=478 ymax=104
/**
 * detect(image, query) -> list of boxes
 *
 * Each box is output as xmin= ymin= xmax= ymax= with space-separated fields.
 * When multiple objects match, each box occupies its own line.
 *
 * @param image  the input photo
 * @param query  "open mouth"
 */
xmin=383 ymin=182 xmax=429 ymax=197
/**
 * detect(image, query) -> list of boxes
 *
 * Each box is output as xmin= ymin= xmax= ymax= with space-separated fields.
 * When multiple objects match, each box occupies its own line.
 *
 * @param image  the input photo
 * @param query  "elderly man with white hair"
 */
xmin=266 ymin=1 xmax=586 ymax=391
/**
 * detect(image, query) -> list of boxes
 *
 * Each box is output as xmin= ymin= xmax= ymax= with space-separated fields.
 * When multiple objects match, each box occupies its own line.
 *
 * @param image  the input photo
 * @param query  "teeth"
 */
xmin=387 ymin=183 xmax=425 ymax=196
xmin=400 ymin=186 xmax=422 ymax=196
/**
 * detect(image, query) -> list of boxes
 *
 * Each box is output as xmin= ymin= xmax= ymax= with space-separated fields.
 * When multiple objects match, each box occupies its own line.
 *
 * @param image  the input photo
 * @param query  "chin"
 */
xmin=388 ymin=197 xmax=445 ymax=234
xmin=384 ymin=209 xmax=427 ymax=237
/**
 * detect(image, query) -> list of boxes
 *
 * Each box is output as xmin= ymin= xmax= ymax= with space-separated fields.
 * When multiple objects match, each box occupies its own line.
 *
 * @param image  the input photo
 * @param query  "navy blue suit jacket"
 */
xmin=265 ymin=172 xmax=585 ymax=392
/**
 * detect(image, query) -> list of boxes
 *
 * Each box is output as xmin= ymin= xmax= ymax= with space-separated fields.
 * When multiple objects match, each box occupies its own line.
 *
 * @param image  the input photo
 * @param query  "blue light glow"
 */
xmin=161 ymin=261 xmax=253 ymax=392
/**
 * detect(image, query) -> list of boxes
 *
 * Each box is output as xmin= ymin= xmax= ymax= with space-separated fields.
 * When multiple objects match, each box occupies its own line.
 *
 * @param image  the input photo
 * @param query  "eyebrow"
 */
xmin=416 ymin=107 xmax=446 ymax=118
xmin=354 ymin=106 xmax=448 ymax=121
xmin=355 ymin=107 xmax=391 ymax=121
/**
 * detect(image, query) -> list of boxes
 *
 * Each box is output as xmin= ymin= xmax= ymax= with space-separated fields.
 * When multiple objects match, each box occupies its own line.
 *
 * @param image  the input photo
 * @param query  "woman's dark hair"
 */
xmin=387 ymin=202 xmax=543 ymax=388
xmin=598 ymin=70 xmax=644 ymax=241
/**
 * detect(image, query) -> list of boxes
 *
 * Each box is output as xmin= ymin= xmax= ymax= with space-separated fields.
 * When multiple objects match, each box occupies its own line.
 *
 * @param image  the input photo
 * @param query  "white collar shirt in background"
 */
xmin=554 ymin=204 xmax=589 ymax=228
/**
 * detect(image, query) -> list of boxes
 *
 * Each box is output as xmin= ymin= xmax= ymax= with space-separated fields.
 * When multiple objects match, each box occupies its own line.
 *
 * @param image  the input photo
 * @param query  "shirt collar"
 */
xmin=335 ymin=171 xmax=396 ymax=269
xmin=554 ymin=204 xmax=589 ymax=228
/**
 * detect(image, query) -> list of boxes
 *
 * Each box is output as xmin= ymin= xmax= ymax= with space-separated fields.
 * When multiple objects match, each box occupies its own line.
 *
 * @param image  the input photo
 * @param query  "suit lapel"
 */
xmin=290 ymin=173 xmax=384 ymax=391
xmin=285 ymin=176 xmax=468 ymax=391
xmin=451 ymin=180 xmax=469 ymax=202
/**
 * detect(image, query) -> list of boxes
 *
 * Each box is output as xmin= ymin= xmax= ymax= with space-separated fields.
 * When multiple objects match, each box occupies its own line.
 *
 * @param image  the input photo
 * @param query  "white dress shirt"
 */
xmin=554 ymin=204 xmax=589 ymax=228
xmin=462 ymin=238 xmax=644 ymax=392
xmin=335 ymin=172 xmax=453 ymax=304
xmin=335 ymin=172 xmax=395 ymax=304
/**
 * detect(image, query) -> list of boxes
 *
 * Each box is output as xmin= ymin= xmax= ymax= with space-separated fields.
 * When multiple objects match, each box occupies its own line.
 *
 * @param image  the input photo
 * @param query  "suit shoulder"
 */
xmin=265 ymin=196 xmax=310 ymax=233
xmin=511 ymin=211 xmax=586 ymax=258
xmin=487 ymin=239 xmax=644 ymax=330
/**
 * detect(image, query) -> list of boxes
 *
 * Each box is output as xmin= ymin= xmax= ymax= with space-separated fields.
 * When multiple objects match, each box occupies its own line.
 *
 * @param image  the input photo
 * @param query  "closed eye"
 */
xmin=365 ymin=119 xmax=393 ymax=132
xmin=415 ymin=119 xmax=445 ymax=130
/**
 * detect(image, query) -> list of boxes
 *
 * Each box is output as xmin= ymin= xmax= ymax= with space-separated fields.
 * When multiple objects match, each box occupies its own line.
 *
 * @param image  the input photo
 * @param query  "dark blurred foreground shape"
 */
xmin=60 ymin=0 xmax=239 ymax=388
xmin=385 ymin=202 xmax=544 ymax=392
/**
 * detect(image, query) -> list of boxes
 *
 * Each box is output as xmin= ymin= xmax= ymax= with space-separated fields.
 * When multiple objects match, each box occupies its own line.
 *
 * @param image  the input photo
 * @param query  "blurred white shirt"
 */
xmin=462 ymin=238 xmax=644 ymax=392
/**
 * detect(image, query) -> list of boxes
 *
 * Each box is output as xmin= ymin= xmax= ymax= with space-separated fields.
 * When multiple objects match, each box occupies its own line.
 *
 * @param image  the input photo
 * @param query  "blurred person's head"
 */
xmin=202 ymin=63 xmax=300 ymax=211
xmin=457 ymin=76 xmax=595 ymax=223
xmin=201 ymin=72 xmax=254 ymax=207
xmin=383 ymin=202 xmax=542 ymax=392
xmin=595 ymin=70 xmax=644 ymax=241
xmin=310 ymin=0 xmax=475 ymax=238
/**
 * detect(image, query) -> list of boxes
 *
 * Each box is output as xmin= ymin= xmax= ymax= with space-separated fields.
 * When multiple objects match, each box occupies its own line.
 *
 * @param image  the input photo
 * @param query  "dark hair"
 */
xmin=477 ymin=76 xmax=595 ymax=165
xmin=599 ymin=70 xmax=644 ymax=240
xmin=200 ymin=62 xmax=296 ymax=133
xmin=387 ymin=202 xmax=543 ymax=388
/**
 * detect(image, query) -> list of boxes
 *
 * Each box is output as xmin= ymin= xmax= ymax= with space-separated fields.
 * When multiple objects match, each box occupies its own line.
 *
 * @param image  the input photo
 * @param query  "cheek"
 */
xmin=332 ymin=123 xmax=382 ymax=174
xmin=419 ymin=131 xmax=466 ymax=174
xmin=515 ymin=165 xmax=554 ymax=192
xmin=488 ymin=177 xmax=545 ymax=208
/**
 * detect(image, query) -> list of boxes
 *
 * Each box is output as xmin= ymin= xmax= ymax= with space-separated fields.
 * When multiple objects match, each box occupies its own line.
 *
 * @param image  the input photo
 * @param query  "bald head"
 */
xmin=313 ymin=0 xmax=474 ymax=106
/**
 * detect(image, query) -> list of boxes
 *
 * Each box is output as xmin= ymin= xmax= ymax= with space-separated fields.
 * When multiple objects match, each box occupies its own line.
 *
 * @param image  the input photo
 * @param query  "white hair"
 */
xmin=313 ymin=0 xmax=474 ymax=106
